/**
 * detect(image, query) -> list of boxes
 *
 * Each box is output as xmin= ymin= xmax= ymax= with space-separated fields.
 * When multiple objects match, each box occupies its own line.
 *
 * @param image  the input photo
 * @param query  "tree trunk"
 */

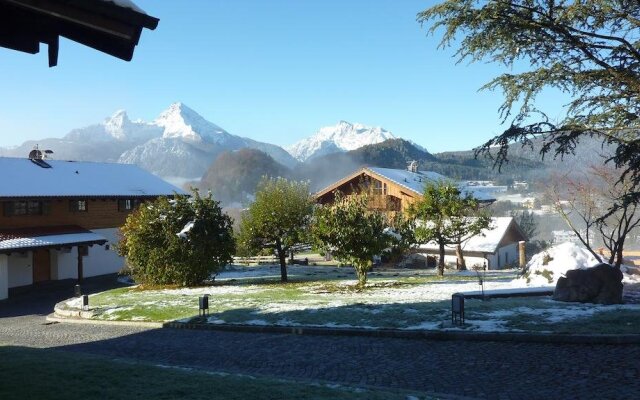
xmin=438 ymin=241 xmax=445 ymax=276
xmin=455 ymin=243 xmax=467 ymax=270
xmin=355 ymin=266 xmax=367 ymax=288
xmin=276 ymin=242 xmax=288 ymax=282
xmin=615 ymin=244 xmax=623 ymax=269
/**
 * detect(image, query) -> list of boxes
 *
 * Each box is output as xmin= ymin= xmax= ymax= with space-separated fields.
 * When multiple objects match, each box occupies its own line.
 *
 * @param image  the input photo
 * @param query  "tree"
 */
xmin=237 ymin=177 xmax=314 ymax=282
xmin=511 ymin=210 xmax=538 ymax=240
xmin=117 ymin=190 xmax=235 ymax=287
xmin=548 ymin=165 xmax=640 ymax=268
xmin=408 ymin=180 xmax=491 ymax=275
xmin=311 ymin=192 xmax=391 ymax=288
xmin=419 ymin=1 xmax=640 ymax=205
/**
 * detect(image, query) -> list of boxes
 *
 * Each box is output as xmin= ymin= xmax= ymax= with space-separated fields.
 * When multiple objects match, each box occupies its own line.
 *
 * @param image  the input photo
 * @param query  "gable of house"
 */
xmin=315 ymin=166 xmax=495 ymax=212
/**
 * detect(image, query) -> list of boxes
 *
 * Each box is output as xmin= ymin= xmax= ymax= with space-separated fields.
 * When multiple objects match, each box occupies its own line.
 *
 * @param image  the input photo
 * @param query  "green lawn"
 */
xmin=60 ymin=265 xmax=640 ymax=334
xmin=0 ymin=346 xmax=428 ymax=400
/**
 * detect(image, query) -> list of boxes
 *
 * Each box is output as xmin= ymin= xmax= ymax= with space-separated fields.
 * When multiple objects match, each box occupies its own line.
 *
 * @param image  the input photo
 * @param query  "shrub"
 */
xmin=117 ymin=190 xmax=235 ymax=286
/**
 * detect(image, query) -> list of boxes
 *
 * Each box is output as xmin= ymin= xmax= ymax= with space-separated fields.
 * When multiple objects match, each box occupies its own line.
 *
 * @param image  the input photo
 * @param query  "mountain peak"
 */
xmin=103 ymin=109 xmax=132 ymax=140
xmin=155 ymin=102 xmax=228 ymax=142
xmin=287 ymin=121 xmax=396 ymax=162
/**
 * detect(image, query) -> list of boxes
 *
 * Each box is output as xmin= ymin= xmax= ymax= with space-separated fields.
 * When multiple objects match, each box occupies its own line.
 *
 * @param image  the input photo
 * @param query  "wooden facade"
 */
xmin=0 ymin=196 xmax=145 ymax=230
xmin=315 ymin=168 xmax=423 ymax=213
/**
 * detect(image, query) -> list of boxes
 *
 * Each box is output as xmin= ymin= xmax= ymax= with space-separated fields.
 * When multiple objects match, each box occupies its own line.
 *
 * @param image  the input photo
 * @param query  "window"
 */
xmin=69 ymin=199 xmax=88 ymax=212
xmin=372 ymin=179 xmax=384 ymax=195
xmin=118 ymin=199 xmax=134 ymax=212
xmin=117 ymin=199 xmax=145 ymax=212
xmin=3 ymin=200 xmax=50 ymax=216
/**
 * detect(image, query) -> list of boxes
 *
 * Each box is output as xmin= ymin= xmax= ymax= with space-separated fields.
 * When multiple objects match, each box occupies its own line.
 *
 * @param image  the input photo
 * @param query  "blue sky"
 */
xmin=0 ymin=0 xmax=565 ymax=152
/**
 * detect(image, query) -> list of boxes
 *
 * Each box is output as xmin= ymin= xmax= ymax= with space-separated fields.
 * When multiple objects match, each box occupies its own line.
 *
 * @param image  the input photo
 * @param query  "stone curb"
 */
xmin=46 ymin=314 xmax=164 ymax=328
xmin=162 ymin=321 xmax=640 ymax=345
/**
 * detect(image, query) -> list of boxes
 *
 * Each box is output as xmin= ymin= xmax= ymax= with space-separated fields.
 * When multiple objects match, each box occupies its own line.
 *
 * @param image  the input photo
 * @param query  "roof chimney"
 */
xmin=408 ymin=160 xmax=418 ymax=173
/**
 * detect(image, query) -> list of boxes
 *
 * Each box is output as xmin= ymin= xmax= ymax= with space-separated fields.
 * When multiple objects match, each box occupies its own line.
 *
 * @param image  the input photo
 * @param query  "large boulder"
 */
xmin=553 ymin=263 xmax=624 ymax=305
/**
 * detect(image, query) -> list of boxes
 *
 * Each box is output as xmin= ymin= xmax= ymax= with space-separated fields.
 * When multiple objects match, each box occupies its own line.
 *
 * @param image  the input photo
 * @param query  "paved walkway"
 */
xmin=1 ymin=278 xmax=639 ymax=400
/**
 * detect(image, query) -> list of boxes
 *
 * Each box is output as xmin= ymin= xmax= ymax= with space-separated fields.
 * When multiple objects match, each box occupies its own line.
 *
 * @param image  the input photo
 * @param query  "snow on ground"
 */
xmin=72 ymin=248 xmax=640 ymax=332
xmin=522 ymin=242 xmax=600 ymax=285
xmin=520 ymin=242 xmax=640 ymax=286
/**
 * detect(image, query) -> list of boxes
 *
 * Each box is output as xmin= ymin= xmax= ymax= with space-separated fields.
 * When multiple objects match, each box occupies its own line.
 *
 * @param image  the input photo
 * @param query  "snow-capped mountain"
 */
xmin=287 ymin=121 xmax=396 ymax=162
xmin=0 ymin=103 xmax=298 ymax=184
xmin=154 ymin=102 xmax=234 ymax=144
xmin=119 ymin=103 xmax=297 ymax=181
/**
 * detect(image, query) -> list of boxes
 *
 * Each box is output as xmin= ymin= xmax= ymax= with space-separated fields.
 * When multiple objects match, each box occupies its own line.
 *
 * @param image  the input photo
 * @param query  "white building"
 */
xmin=416 ymin=217 xmax=527 ymax=270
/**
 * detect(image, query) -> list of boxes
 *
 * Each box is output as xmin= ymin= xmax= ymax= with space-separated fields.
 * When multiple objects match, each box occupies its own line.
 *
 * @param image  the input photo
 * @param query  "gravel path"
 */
xmin=1 ymin=277 xmax=639 ymax=400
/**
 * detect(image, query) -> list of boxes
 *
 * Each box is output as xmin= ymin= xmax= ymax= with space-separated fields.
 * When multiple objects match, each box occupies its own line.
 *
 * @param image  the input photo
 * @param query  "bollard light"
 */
xmin=74 ymin=284 xmax=82 ymax=297
xmin=82 ymin=294 xmax=89 ymax=311
xmin=451 ymin=293 xmax=465 ymax=325
xmin=198 ymin=294 xmax=210 ymax=317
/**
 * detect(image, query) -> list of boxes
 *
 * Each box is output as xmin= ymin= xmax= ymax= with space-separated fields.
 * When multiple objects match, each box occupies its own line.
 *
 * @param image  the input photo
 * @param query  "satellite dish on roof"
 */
xmin=28 ymin=145 xmax=53 ymax=168
xmin=28 ymin=149 xmax=42 ymax=160
xmin=28 ymin=145 xmax=53 ymax=160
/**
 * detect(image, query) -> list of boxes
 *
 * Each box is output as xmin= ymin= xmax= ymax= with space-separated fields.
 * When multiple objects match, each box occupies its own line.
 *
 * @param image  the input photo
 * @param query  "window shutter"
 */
xmin=69 ymin=200 xmax=76 ymax=212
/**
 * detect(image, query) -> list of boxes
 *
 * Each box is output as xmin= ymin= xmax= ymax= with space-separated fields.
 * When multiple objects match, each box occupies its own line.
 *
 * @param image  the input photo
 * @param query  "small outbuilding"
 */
xmin=415 ymin=217 xmax=527 ymax=270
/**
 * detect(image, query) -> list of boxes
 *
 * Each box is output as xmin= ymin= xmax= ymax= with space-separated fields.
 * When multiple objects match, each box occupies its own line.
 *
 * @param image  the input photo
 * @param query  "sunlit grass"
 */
xmin=79 ymin=266 xmax=640 ymax=334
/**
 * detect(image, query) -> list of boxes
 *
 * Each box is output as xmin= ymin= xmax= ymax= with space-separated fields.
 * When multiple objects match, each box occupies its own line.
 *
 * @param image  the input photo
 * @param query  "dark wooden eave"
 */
xmin=0 ymin=0 xmax=159 ymax=66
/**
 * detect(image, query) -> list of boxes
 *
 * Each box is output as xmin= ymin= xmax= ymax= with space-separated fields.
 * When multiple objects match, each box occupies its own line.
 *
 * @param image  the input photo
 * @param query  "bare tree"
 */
xmin=548 ymin=165 xmax=640 ymax=268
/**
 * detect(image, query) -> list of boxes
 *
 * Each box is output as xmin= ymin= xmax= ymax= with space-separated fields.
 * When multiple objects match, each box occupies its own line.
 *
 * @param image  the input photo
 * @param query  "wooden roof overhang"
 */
xmin=314 ymin=168 xmax=369 ymax=203
xmin=0 ymin=0 xmax=159 ymax=66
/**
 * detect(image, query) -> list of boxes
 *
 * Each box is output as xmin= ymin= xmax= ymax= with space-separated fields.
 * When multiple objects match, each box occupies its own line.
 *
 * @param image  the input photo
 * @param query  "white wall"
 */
xmin=489 ymin=243 xmax=519 ymax=270
xmin=84 ymin=228 xmax=126 ymax=277
xmin=437 ymin=242 xmax=520 ymax=270
xmin=55 ymin=248 xmax=78 ymax=280
xmin=0 ymin=255 xmax=8 ymax=300
xmin=8 ymin=251 xmax=33 ymax=288
xmin=55 ymin=228 xmax=125 ymax=280
xmin=440 ymin=254 xmax=488 ymax=270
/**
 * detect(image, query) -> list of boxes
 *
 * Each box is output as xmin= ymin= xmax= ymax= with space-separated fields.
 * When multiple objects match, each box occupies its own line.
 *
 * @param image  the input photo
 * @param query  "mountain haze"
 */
xmin=0 ymin=103 xmax=297 ymax=184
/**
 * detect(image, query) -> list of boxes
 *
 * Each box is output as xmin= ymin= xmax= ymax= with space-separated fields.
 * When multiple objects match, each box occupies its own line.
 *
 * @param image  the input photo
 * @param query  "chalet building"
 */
xmin=416 ymin=217 xmax=527 ymax=270
xmin=0 ymin=155 xmax=183 ymax=300
xmin=315 ymin=164 xmax=496 ymax=213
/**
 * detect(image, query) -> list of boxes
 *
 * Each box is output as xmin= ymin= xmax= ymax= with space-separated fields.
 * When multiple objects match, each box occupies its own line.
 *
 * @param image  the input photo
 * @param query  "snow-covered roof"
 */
xmin=418 ymin=217 xmax=523 ymax=254
xmin=0 ymin=231 xmax=107 ymax=252
xmin=0 ymin=157 xmax=185 ymax=198
xmin=368 ymin=167 xmax=446 ymax=194
xmin=368 ymin=167 xmax=496 ymax=202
